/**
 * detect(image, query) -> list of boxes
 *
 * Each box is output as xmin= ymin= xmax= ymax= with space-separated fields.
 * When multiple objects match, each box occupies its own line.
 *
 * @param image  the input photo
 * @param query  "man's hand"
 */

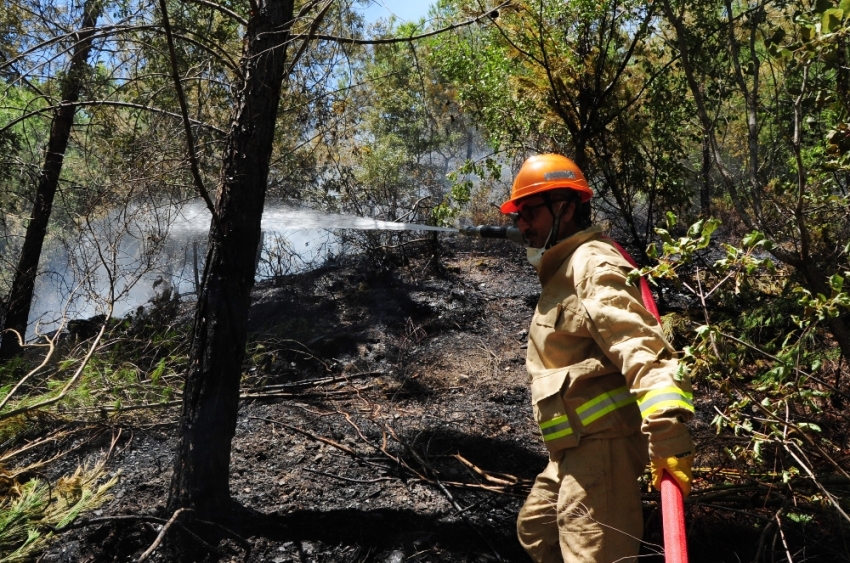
xmin=651 ymin=452 xmax=693 ymax=497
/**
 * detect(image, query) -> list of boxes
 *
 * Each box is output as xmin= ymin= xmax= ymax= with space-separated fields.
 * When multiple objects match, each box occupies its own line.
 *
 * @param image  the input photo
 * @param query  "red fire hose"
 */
xmin=661 ymin=470 xmax=689 ymax=563
xmin=602 ymin=238 xmax=691 ymax=562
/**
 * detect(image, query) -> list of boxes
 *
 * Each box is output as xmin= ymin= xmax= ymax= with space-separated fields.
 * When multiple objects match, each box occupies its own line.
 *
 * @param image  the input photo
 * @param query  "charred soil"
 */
xmin=34 ymin=238 xmax=848 ymax=563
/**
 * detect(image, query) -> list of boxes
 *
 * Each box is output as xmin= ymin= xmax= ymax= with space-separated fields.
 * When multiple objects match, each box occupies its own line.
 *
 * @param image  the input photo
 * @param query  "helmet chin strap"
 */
xmin=542 ymin=194 xmax=566 ymax=250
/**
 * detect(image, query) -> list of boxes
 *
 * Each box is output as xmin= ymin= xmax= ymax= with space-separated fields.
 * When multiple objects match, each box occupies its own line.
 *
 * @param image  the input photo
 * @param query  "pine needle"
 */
xmin=0 ymin=461 xmax=118 ymax=562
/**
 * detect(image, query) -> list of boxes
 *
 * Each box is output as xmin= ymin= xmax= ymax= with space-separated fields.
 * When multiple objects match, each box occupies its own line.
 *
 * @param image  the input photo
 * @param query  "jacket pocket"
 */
xmin=530 ymin=368 xmax=578 ymax=453
xmin=533 ymin=301 xmax=562 ymax=329
xmin=534 ymin=298 xmax=584 ymax=334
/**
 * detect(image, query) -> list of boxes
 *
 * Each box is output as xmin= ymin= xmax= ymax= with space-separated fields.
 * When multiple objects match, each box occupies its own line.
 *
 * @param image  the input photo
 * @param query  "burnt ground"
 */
xmin=34 ymin=237 xmax=847 ymax=563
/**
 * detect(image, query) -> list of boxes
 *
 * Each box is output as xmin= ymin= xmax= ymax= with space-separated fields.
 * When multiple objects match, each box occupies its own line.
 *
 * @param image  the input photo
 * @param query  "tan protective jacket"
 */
xmin=527 ymin=226 xmax=694 ymax=461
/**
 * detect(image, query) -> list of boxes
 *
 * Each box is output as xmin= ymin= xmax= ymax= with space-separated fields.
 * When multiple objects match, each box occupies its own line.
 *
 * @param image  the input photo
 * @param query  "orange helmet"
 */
xmin=500 ymin=154 xmax=592 ymax=214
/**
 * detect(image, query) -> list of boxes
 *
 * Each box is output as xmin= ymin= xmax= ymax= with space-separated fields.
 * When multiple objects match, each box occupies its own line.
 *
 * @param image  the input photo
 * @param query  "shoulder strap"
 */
xmin=602 ymin=237 xmax=661 ymax=324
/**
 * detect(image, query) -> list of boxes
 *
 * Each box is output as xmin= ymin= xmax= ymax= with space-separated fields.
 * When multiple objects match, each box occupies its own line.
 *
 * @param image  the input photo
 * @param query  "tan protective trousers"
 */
xmin=517 ymin=433 xmax=648 ymax=563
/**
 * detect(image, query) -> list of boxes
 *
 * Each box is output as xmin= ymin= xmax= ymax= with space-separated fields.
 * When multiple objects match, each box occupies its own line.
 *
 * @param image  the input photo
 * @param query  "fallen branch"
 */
xmin=694 ymin=503 xmax=772 ymax=521
xmin=454 ymin=454 xmax=530 ymax=488
xmin=775 ymin=509 xmax=794 ymax=563
xmin=67 ymin=401 xmax=183 ymax=415
xmin=68 ymin=384 xmax=373 ymax=416
xmin=249 ymin=417 xmax=360 ymax=456
xmin=59 ymin=514 xmax=170 ymax=530
xmin=783 ymin=442 xmax=850 ymax=523
xmin=241 ymin=386 xmax=371 ymax=401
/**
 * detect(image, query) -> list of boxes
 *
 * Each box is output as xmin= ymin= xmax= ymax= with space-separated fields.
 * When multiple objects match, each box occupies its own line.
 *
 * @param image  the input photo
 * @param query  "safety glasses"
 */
xmin=515 ymin=201 xmax=550 ymax=223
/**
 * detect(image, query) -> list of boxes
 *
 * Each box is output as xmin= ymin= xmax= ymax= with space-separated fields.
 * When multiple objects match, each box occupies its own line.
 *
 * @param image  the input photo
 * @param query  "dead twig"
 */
xmin=399 ymin=434 xmax=506 ymax=562
xmin=0 ymin=320 xmax=109 ymax=422
xmin=453 ymin=454 xmax=530 ymax=487
xmin=0 ymin=325 xmax=61 ymax=410
xmin=240 ymin=386 xmax=371 ymax=401
xmin=302 ymin=468 xmax=396 ymax=484
xmin=3 ymin=426 xmax=110 ymax=479
xmin=67 ymin=401 xmax=183 ymax=416
xmin=783 ymin=442 xmax=850 ymax=523
xmin=250 ymin=417 xmax=359 ymax=456
xmin=775 ymin=509 xmax=794 ymax=563
xmin=256 ymin=371 xmax=384 ymax=391
xmin=59 ymin=514 xmax=170 ymax=530
xmin=137 ymin=508 xmax=191 ymax=562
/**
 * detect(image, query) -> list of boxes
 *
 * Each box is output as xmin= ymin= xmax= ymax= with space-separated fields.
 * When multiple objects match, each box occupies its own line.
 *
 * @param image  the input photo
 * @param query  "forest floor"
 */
xmin=31 ymin=236 xmax=847 ymax=563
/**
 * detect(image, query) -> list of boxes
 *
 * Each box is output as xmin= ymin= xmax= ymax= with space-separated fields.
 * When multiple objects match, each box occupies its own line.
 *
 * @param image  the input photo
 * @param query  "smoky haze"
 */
xmin=19 ymin=203 xmax=451 ymax=340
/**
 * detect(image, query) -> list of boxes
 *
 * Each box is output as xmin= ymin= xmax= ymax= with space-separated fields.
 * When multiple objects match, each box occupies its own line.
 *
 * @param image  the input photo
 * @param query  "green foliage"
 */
xmin=437 ymin=157 xmax=503 ymax=226
xmin=432 ymin=0 xmax=697 ymax=249
xmin=1 ymin=293 xmax=187 ymax=419
xmin=0 ymin=293 xmax=187 ymax=559
xmin=794 ymin=272 xmax=850 ymax=322
xmin=0 ymin=463 xmax=117 ymax=562
xmin=631 ymin=215 xmax=722 ymax=285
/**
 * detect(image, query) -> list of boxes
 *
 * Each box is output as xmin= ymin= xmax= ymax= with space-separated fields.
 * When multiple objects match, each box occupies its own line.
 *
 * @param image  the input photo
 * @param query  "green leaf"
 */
xmin=703 ymin=218 xmax=720 ymax=237
xmin=787 ymin=513 xmax=813 ymax=524
xmin=646 ymin=243 xmax=658 ymax=258
xmin=695 ymin=325 xmax=712 ymax=339
xmin=742 ymin=231 xmax=765 ymax=248
xmin=687 ymin=219 xmax=705 ymax=238
xmin=822 ymin=9 xmax=843 ymax=33
xmin=656 ymin=229 xmax=674 ymax=245
xmin=797 ymin=422 xmax=822 ymax=433
xmin=150 ymin=358 xmax=166 ymax=385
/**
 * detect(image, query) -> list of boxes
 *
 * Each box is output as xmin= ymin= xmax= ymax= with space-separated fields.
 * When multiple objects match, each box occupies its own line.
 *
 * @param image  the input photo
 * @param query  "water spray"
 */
xmin=172 ymin=204 xmax=526 ymax=244
xmin=456 ymin=225 xmax=524 ymax=244
xmin=261 ymin=208 xmax=526 ymax=245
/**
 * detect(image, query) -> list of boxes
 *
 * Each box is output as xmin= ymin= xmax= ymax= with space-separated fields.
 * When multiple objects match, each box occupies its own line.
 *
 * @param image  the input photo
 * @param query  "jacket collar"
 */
xmin=536 ymin=226 xmax=604 ymax=286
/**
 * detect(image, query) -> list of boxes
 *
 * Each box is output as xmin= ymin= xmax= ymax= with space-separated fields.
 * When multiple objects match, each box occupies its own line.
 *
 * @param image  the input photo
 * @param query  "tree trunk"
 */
xmin=167 ymin=0 xmax=294 ymax=515
xmin=801 ymin=262 xmax=850 ymax=361
xmin=0 ymin=1 xmax=101 ymax=360
xmin=700 ymin=134 xmax=711 ymax=216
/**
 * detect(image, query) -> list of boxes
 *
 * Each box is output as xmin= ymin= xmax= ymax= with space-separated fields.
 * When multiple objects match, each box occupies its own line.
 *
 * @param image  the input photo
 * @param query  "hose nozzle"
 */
xmin=458 ymin=225 xmax=525 ymax=245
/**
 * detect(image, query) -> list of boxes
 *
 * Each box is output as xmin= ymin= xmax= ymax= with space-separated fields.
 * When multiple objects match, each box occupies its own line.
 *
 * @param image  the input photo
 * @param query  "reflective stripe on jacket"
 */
xmin=527 ymin=226 xmax=694 ymax=460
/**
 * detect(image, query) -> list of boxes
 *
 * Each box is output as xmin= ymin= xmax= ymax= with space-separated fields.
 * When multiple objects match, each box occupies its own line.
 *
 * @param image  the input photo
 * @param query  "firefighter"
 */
xmin=503 ymin=154 xmax=695 ymax=563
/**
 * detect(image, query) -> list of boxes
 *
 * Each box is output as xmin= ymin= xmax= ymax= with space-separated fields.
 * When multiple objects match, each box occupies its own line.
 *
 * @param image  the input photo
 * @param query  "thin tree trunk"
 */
xmin=701 ymin=134 xmax=711 ymax=215
xmin=167 ymin=0 xmax=294 ymax=515
xmin=0 ymin=1 xmax=101 ymax=359
xmin=837 ymin=35 xmax=849 ymax=112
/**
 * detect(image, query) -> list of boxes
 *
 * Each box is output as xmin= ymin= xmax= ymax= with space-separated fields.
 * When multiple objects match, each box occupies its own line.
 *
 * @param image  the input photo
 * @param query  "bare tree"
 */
xmin=166 ymin=0 xmax=297 ymax=516
xmin=0 ymin=0 xmax=102 ymax=359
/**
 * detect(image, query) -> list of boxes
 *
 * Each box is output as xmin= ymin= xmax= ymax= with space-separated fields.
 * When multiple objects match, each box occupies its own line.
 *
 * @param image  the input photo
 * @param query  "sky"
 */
xmin=358 ymin=0 xmax=436 ymax=24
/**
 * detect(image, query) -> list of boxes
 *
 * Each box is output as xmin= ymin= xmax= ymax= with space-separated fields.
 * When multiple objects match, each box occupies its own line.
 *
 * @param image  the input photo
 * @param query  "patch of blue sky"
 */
xmin=357 ymin=0 xmax=436 ymax=25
